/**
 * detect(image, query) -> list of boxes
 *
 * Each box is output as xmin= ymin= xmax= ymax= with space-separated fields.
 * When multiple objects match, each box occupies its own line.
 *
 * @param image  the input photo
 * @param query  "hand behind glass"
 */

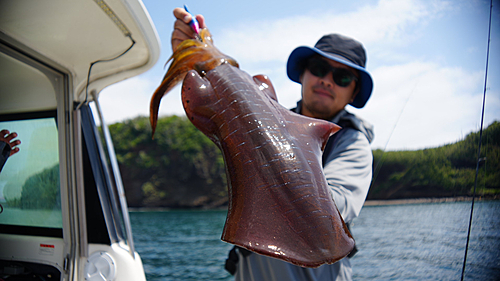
xmin=1 ymin=129 xmax=21 ymax=156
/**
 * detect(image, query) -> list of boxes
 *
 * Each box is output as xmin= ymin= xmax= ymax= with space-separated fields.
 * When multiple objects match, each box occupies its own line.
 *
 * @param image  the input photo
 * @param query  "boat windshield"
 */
xmin=0 ymin=113 xmax=62 ymax=232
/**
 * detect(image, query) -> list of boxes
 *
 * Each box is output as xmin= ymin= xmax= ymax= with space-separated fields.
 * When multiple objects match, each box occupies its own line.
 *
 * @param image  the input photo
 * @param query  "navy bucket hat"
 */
xmin=287 ymin=34 xmax=373 ymax=108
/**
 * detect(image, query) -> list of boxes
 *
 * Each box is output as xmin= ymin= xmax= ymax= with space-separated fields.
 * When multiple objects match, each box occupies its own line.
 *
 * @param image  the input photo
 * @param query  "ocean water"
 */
xmin=130 ymin=201 xmax=500 ymax=281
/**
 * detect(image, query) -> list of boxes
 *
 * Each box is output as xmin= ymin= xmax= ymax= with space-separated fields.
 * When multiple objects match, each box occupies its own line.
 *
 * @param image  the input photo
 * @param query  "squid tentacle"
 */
xmin=150 ymin=28 xmax=238 ymax=137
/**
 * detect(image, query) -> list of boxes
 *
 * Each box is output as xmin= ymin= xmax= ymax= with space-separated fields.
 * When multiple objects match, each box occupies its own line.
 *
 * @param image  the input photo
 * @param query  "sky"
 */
xmin=96 ymin=0 xmax=500 ymax=151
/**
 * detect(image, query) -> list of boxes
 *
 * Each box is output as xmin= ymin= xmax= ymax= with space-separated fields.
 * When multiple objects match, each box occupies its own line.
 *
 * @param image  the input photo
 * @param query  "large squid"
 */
xmin=150 ymin=28 xmax=355 ymax=268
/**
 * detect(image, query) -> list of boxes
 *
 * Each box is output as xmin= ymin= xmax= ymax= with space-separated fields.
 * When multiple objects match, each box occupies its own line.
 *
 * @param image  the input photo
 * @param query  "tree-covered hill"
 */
xmin=108 ymin=116 xmax=499 ymax=208
xmin=109 ymin=116 xmax=227 ymax=208
xmin=370 ymin=121 xmax=499 ymax=199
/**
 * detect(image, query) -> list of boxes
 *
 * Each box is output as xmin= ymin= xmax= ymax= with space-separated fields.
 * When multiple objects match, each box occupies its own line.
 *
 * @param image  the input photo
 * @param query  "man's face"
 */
xmin=299 ymin=57 xmax=358 ymax=120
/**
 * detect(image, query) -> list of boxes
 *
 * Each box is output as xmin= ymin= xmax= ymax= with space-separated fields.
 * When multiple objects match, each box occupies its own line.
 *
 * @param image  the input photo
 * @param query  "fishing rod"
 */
xmin=460 ymin=0 xmax=493 ymax=279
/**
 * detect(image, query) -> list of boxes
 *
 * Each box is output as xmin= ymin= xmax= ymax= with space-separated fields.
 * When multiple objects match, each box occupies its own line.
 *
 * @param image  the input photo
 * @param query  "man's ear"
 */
xmin=299 ymin=72 xmax=306 ymax=98
xmin=351 ymin=85 xmax=360 ymax=103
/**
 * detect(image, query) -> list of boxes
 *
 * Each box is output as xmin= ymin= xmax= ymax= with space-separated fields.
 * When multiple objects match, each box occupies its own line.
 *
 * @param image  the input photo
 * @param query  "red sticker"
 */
xmin=39 ymin=244 xmax=55 ymax=256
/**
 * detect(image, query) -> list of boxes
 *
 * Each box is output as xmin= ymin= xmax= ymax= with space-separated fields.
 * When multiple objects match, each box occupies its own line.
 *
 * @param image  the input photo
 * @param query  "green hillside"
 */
xmin=109 ymin=116 xmax=227 ymax=208
xmin=370 ymin=120 xmax=499 ymax=199
xmin=107 ymin=116 xmax=499 ymax=208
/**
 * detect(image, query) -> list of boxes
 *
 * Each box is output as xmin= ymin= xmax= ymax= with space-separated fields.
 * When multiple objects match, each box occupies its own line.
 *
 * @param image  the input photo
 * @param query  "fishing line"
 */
xmin=460 ymin=0 xmax=493 ymax=279
xmin=372 ymin=81 xmax=417 ymax=183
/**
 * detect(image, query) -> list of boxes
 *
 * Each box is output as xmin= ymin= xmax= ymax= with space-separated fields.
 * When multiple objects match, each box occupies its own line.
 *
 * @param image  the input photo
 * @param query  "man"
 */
xmin=171 ymin=8 xmax=374 ymax=281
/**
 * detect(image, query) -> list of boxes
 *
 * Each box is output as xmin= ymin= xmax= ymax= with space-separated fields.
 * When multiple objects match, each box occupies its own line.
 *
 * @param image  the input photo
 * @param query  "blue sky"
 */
xmin=97 ymin=0 xmax=499 ymax=151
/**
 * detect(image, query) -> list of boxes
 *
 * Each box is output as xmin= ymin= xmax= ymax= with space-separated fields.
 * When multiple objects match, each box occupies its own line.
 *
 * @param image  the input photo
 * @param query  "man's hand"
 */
xmin=171 ymin=7 xmax=206 ymax=51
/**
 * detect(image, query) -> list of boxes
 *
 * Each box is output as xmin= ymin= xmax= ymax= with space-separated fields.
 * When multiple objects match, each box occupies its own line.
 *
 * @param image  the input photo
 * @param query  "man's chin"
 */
xmin=304 ymin=104 xmax=335 ymax=120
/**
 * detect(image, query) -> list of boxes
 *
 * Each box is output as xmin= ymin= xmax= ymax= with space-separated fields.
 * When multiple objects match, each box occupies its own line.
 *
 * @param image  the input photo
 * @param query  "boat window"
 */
xmin=81 ymin=104 xmax=124 ymax=244
xmin=0 ymin=111 xmax=62 ymax=233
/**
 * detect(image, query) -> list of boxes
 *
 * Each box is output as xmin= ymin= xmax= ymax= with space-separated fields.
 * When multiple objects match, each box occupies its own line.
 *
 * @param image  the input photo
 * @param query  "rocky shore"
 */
xmin=363 ymin=196 xmax=498 ymax=206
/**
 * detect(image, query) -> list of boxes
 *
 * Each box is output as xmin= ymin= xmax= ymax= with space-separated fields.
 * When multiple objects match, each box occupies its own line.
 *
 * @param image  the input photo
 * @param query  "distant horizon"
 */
xmin=102 ymin=112 xmax=499 ymax=152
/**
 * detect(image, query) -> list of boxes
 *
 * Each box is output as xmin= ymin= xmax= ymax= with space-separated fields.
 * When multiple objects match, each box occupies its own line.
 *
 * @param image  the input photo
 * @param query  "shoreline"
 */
xmin=129 ymin=196 xmax=498 ymax=211
xmin=363 ymin=196 xmax=496 ymax=206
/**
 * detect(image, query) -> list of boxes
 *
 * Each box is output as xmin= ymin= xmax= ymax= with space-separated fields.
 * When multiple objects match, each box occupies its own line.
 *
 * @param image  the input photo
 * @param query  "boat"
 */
xmin=0 ymin=0 xmax=160 ymax=280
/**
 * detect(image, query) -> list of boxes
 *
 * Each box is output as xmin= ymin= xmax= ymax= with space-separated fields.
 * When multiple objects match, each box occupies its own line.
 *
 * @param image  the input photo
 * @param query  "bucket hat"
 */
xmin=287 ymin=34 xmax=373 ymax=108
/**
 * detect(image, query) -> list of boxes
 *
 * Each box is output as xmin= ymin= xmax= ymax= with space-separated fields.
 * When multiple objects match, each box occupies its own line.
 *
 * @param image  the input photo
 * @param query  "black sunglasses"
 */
xmin=306 ymin=58 xmax=358 ymax=87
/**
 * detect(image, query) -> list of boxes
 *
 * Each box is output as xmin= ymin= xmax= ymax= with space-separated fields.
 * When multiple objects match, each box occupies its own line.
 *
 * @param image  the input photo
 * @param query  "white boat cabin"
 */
xmin=0 ymin=0 xmax=160 ymax=280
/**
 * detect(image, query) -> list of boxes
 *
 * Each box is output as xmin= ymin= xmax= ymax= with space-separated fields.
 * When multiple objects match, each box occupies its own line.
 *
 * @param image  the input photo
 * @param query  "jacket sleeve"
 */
xmin=0 ymin=141 xmax=11 ymax=172
xmin=323 ymin=128 xmax=373 ymax=223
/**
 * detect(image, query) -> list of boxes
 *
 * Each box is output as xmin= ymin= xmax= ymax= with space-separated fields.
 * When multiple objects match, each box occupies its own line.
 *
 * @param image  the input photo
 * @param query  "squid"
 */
xmin=150 ymin=28 xmax=355 ymax=268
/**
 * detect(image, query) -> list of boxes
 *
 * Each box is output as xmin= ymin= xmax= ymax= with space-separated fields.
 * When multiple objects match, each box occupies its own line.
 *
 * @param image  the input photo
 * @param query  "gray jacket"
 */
xmin=324 ymin=109 xmax=374 ymax=223
xmin=234 ymin=104 xmax=374 ymax=281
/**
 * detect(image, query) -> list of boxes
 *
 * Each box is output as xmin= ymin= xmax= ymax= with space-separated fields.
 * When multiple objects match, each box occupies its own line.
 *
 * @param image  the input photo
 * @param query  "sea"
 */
xmin=130 ymin=200 xmax=500 ymax=281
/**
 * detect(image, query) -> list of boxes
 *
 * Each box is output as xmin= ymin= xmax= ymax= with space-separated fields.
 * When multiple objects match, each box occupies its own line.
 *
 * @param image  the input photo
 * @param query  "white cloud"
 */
xmin=96 ymin=76 xmax=186 ymax=126
xmin=352 ymin=61 xmax=486 ymax=150
xmin=215 ymin=0 xmax=447 ymax=66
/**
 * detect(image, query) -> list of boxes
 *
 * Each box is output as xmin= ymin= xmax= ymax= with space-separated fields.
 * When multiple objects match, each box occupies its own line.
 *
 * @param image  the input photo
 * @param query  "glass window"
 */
xmin=0 ymin=115 xmax=61 ymax=229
